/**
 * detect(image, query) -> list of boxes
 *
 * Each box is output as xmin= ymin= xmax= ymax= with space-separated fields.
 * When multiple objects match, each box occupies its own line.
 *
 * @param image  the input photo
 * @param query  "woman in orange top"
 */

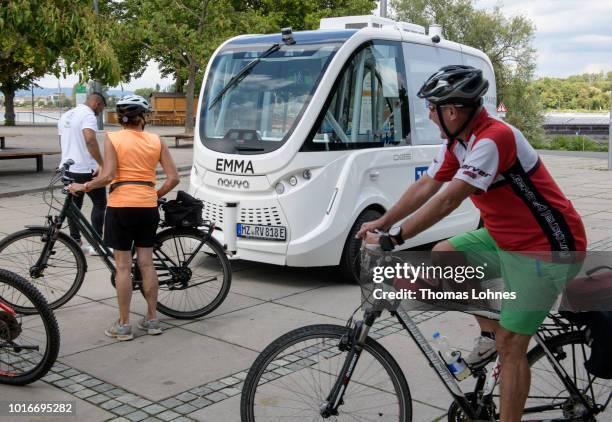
xmin=70 ymin=95 xmax=179 ymax=341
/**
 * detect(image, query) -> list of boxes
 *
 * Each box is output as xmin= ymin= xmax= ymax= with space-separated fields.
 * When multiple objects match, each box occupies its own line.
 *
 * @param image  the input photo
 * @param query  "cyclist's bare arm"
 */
xmin=399 ymin=178 xmax=477 ymax=239
xmin=83 ymin=128 xmax=104 ymax=167
xmin=356 ymin=175 xmax=443 ymax=239
xmin=69 ymin=136 xmax=115 ymax=194
xmin=156 ymin=141 xmax=180 ymax=198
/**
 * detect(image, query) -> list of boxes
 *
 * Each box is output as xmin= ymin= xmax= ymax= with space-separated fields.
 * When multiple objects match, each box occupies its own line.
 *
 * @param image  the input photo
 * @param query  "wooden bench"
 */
xmin=0 ymin=133 xmax=22 ymax=149
xmin=161 ymin=133 xmax=194 ymax=148
xmin=0 ymin=148 xmax=60 ymax=172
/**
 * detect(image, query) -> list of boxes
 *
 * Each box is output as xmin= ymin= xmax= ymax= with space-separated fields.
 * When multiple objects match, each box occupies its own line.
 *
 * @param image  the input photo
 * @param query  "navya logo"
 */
xmin=217 ymin=178 xmax=250 ymax=189
xmin=216 ymin=158 xmax=254 ymax=174
xmin=415 ymin=166 xmax=428 ymax=180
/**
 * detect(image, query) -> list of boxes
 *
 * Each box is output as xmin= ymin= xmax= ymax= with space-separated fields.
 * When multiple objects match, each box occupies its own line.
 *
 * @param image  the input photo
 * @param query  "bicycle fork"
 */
xmin=30 ymin=217 xmax=62 ymax=278
xmin=320 ymin=309 xmax=381 ymax=418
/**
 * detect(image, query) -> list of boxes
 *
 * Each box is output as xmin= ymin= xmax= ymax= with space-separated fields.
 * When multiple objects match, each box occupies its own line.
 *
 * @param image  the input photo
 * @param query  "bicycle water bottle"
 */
xmin=432 ymin=331 xmax=470 ymax=381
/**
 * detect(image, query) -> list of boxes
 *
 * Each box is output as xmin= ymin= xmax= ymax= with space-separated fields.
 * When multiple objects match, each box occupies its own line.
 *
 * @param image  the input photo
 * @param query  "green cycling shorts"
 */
xmin=448 ymin=228 xmax=582 ymax=335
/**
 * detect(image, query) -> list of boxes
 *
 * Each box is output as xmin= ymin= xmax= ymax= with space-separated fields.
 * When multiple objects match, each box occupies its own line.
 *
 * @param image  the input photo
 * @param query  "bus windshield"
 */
xmin=200 ymin=41 xmax=342 ymax=155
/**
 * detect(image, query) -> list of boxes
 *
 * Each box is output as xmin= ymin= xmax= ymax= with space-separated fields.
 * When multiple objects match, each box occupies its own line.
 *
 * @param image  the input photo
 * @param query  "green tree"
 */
xmin=133 ymin=0 xmax=245 ymax=133
xmin=532 ymin=72 xmax=611 ymax=112
xmin=391 ymin=0 xmax=544 ymax=142
xmin=133 ymin=0 xmax=375 ymax=134
xmin=134 ymin=87 xmax=156 ymax=98
xmin=0 ymin=0 xmax=121 ymax=125
xmin=233 ymin=0 xmax=377 ymax=30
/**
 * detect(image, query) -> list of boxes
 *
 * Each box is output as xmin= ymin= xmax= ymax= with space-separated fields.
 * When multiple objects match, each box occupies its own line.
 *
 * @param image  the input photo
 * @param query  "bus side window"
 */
xmin=310 ymin=41 xmax=410 ymax=150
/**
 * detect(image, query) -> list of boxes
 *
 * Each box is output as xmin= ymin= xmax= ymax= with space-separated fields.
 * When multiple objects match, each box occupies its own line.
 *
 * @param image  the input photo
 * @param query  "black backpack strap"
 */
xmin=109 ymin=181 xmax=155 ymax=193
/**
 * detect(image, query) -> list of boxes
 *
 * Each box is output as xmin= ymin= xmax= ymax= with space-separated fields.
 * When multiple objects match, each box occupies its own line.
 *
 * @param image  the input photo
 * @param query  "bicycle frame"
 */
xmin=325 ymin=301 xmax=603 ymax=421
xmin=322 ymin=245 xmax=607 ymax=420
xmin=0 ymin=301 xmax=16 ymax=316
xmin=35 ymin=190 xmax=213 ymax=289
xmin=36 ymin=192 xmax=116 ymax=276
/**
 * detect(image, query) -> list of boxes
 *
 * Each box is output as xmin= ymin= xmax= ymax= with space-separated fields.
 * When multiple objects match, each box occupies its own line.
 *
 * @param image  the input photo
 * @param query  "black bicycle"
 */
xmin=241 ymin=246 xmax=611 ymax=421
xmin=0 ymin=161 xmax=231 ymax=319
xmin=0 ymin=269 xmax=60 ymax=385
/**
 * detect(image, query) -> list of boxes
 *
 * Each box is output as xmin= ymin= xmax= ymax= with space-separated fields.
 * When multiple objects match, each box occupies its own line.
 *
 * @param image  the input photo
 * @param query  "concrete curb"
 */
xmin=0 ymin=165 xmax=192 ymax=199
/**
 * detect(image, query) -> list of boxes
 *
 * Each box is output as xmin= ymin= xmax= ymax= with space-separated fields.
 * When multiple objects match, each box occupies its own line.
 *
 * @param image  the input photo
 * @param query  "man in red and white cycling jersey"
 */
xmin=357 ymin=65 xmax=586 ymax=422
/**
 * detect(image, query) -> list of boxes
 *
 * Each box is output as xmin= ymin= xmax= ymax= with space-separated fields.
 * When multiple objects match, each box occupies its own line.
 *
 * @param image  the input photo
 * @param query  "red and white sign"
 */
xmin=497 ymin=102 xmax=508 ymax=113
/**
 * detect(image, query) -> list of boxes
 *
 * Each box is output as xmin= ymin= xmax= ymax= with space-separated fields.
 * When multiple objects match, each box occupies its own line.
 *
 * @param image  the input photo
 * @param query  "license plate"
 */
xmin=237 ymin=223 xmax=287 ymax=241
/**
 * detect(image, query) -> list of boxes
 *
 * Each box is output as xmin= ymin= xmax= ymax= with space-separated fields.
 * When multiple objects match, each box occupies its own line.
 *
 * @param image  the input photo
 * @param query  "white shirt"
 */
xmin=58 ymin=104 xmax=99 ymax=173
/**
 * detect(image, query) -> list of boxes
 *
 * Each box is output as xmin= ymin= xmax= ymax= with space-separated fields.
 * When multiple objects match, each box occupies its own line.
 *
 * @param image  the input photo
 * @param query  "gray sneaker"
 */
xmin=104 ymin=321 xmax=134 ymax=341
xmin=464 ymin=336 xmax=497 ymax=367
xmin=137 ymin=318 xmax=163 ymax=335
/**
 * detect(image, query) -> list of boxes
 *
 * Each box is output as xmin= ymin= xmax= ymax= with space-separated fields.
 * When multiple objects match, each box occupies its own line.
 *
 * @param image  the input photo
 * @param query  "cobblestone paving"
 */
xmin=33 ymin=312 xmax=440 ymax=421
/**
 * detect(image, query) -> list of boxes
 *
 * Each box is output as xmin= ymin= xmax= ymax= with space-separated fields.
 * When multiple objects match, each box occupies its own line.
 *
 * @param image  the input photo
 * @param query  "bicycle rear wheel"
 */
xmin=241 ymin=324 xmax=412 ymax=422
xmin=524 ymin=330 xmax=611 ymax=420
xmin=0 ymin=269 xmax=60 ymax=385
xmin=0 ymin=228 xmax=86 ymax=311
xmin=468 ymin=331 xmax=612 ymax=421
xmin=152 ymin=228 xmax=231 ymax=319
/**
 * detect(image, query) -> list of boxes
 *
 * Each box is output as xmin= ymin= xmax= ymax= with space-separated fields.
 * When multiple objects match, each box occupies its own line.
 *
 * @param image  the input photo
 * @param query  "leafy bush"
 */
xmin=531 ymin=135 xmax=608 ymax=152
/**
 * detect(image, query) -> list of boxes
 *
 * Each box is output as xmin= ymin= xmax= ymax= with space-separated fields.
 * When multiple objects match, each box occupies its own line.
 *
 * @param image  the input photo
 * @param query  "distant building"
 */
xmin=47 ymin=92 xmax=66 ymax=102
xmin=543 ymin=112 xmax=610 ymax=138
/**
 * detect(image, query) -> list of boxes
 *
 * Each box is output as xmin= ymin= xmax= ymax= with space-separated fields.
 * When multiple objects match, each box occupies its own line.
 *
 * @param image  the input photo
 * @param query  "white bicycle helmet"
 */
xmin=116 ymin=95 xmax=152 ymax=119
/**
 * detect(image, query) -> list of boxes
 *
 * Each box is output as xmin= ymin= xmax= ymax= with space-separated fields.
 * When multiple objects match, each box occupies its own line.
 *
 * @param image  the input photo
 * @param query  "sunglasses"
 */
xmin=427 ymin=102 xmax=464 ymax=112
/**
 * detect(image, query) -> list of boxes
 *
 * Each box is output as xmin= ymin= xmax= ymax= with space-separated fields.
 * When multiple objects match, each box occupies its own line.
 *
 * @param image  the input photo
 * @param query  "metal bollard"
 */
xmin=223 ymin=202 xmax=238 ymax=254
xmin=608 ymin=93 xmax=611 ymax=170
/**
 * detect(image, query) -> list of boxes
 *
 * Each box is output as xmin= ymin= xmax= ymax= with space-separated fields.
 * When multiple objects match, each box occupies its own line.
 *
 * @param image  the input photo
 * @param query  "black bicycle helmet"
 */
xmin=418 ymin=65 xmax=489 ymax=141
xmin=417 ymin=65 xmax=489 ymax=106
xmin=116 ymin=95 xmax=152 ymax=121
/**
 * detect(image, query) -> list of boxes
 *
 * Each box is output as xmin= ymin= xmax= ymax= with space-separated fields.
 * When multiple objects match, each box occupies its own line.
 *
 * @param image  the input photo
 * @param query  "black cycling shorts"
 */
xmin=104 ymin=207 xmax=160 ymax=251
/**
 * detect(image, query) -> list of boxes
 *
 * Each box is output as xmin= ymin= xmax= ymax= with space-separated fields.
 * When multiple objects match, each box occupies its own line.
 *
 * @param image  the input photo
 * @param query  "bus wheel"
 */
xmin=339 ymin=209 xmax=382 ymax=283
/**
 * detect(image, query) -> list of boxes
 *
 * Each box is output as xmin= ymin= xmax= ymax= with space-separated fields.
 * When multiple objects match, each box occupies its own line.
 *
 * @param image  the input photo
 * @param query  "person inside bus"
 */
xmin=357 ymin=65 xmax=586 ymax=422
xmin=69 ymin=95 xmax=180 ymax=341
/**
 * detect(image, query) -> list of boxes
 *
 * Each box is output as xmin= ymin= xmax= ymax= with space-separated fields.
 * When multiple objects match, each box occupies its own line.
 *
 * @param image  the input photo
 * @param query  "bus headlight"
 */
xmin=289 ymin=176 xmax=298 ymax=186
xmin=302 ymin=169 xmax=312 ymax=180
xmin=275 ymin=182 xmax=285 ymax=194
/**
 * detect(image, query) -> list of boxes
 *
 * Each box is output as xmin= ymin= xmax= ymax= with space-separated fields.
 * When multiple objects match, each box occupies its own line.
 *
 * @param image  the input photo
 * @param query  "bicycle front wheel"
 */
xmin=0 ymin=269 xmax=60 ymax=385
xmin=0 ymin=228 xmax=86 ymax=311
xmin=152 ymin=228 xmax=231 ymax=319
xmin=241 ymin=324 xmax=412 ymax=422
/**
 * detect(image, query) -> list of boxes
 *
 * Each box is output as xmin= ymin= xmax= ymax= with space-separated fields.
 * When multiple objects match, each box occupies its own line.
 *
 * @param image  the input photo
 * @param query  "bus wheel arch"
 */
xmin=338 ymin=206 xmax=384 ymax=283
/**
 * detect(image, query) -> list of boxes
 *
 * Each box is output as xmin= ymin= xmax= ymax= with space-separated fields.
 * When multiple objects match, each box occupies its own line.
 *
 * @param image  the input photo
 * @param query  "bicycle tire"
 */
xmin=151 ymin=228 xmax=231 ymax=319
xmin=241 ymin=324 xmax=412 ymax=422
xmin=0 ymin=228 xmax=86 ymax=312
xmin=450 ymin=331 xmax=611 ymax=421
xmin=0 ymin=269 xmax=60 ymax=386
xmin=525 ymin=330 xmax=611 ymax=420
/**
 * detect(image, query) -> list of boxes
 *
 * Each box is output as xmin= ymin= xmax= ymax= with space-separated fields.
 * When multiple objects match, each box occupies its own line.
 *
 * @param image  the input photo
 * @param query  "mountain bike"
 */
xmin=0 ymin=161 xmax=231 ymax=319
xmin=0 ymin=269 xmax=59 ymax=386
xmin=241 ymin=245 xmax=611 ymax=421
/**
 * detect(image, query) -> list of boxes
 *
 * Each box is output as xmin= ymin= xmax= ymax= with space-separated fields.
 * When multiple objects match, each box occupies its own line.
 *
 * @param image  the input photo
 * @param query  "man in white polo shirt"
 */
xmin=58 ymin=92 xmax=107 ymax=254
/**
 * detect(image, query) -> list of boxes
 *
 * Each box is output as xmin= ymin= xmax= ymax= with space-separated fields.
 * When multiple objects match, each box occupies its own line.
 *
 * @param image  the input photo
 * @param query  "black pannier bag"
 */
xmin=560 ymin=265 xmax=612 ymax=379
xmin=162 ymin=191 xmax=204 ymax=228
xmin=563 ymin=311 xmax=612 ymax=379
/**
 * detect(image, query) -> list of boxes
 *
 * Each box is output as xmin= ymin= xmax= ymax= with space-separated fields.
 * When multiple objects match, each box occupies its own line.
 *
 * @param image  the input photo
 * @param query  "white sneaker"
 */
xmin=464 ymin=336 xmax=497 ymax=367
xmin=80 ymin=243 xmax=99 ymax=256
xmin=87 ymin=245 xmax=100 ymax=256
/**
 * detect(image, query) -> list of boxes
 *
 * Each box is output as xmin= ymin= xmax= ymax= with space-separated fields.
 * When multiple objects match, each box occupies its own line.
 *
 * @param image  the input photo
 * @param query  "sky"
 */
xmin=35 ymin=0 xmax=612 ymax=91
xmin=475 ymin=0 xmax=612 ymax=78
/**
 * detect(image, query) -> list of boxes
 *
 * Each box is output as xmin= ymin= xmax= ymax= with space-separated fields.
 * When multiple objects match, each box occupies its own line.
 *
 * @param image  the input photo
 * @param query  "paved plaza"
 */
xmin=1 ymin=139 xmax=611 ymax=421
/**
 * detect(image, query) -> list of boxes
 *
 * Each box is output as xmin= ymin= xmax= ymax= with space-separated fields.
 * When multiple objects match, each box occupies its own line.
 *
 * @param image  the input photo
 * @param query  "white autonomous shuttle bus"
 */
xmin=189 ymin=15 xmax=497 ymax=279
